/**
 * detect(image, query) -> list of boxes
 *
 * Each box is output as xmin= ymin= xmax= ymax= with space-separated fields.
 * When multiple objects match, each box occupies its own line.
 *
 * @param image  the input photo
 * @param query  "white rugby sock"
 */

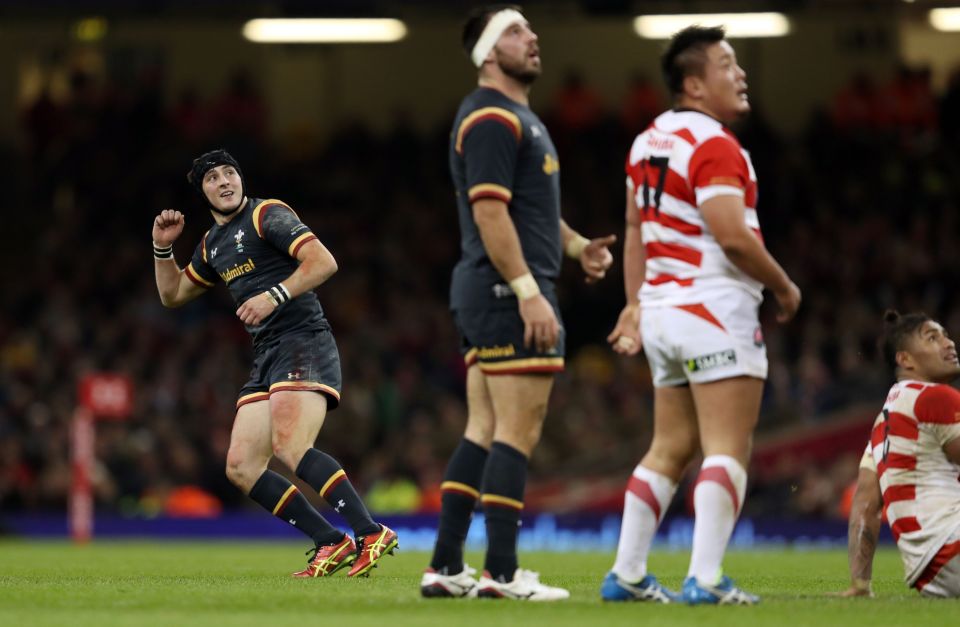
xmin=612 ymin=464 xmax=677 ymax=582
xmin=688 ymin=455 xmax=747 ymax=583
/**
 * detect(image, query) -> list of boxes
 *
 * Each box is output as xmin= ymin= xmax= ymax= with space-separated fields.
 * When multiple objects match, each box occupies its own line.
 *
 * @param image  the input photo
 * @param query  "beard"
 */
xmin=496 ymin=53 xmax=540 ymax=85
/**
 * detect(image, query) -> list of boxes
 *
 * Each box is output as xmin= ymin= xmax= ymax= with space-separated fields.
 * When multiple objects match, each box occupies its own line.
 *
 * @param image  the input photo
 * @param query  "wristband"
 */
xmin=264 ymin=283 xmax=291 ymax=307
xmin=509 ymin=273 xmax=540 ymax=301
xmin=565 ymin=234 xmax=590 ymax=259
xmin=153 ymin=242 xmax=173 ymax=260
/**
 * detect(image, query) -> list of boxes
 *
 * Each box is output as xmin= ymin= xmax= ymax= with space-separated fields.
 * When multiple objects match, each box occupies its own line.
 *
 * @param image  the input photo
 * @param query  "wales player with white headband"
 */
xmin=469 ymin=7 xmax=526 ymax=67
xmin=420 ymin=4 xmax=615 ymax=602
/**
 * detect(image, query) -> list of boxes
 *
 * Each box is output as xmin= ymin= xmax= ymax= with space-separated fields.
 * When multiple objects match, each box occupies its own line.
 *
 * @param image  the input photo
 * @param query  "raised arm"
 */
xmin=153 ymin=209 xmax=206 ymax=308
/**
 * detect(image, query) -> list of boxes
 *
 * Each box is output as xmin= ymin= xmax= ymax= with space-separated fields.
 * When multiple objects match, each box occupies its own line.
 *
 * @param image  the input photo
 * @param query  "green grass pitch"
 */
xmin=0 ymin=541 xmax=954 ymax=626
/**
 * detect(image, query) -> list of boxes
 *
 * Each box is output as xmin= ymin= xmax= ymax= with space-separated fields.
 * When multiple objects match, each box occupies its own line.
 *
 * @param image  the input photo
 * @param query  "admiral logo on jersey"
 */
xmin=219 ymin=258 xmax=256 ymax=284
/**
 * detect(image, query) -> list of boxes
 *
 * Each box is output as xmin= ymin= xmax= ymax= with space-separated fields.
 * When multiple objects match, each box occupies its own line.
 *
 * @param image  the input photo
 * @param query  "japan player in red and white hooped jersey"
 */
xmin=601 ymin=25 xmax=801 ymax=605
xmin=841 ymin=311 xmax=960 ymax=598
xmin=624 ymin=110 xmax=763 ymax=305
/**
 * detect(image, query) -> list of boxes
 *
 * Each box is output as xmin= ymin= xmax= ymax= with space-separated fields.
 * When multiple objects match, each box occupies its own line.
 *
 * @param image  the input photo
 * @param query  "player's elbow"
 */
xmin=716 ymin=232 xmax=755 ymax=259
xmin=318 ymin=254 xmax=338 ymax=280
xmin=306 ymin=253 xmax=337 ymax=284
xmin=157 ymin=286 xmax=188 ymax=308
xmin=159 ymin=294 xmax=184 ymax=308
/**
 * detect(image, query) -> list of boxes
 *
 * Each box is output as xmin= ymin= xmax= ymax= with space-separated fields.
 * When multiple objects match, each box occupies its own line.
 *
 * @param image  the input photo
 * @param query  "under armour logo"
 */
xmin=334 ymin=499 xmax=346 ymax=512
xmin=531 ymin=125 xmax=542 ymax=138
xmin=287 ymin=371 xmax=301 ymax=380
xmin=288 ymin=518 xmax=296 ymax=525
xmin=211 ymin=247 xmax=218 ymax=258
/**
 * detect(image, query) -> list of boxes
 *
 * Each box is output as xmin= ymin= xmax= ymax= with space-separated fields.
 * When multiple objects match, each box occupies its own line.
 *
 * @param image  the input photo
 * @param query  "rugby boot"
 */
xmin=600 ymin=571 xmax=679 ymax=603
xmin=681 ymin=574 xmax=760 ymax=605
xmin=292 ymin=534 xmax=357 ymax=578
xmin=420 ymin=564 xmax=479 ymax=598
xmin=476 ymin=568 xmax=570 ymax=601
xmin=347 ymin=525 xmax=399 ymax=577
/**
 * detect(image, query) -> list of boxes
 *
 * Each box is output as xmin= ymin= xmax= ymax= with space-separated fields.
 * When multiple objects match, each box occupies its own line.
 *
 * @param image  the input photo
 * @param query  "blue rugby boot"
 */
xmin=600 ymin=571 xmax=679 ymax=603
xmin=681 ymin=574 xmax=759 ymax=605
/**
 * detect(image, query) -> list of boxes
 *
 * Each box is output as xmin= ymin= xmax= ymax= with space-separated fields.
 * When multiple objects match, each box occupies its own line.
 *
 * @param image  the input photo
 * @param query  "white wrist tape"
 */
xmin=471 ymin=9 xmax=525 ymax=68
xmin=152 ymin=242 xmax=174 ymax=260
xmin=509 ymin=272 xmax=540 ymax=301
xmin=264 ymin=283 xmax=291 ymax=308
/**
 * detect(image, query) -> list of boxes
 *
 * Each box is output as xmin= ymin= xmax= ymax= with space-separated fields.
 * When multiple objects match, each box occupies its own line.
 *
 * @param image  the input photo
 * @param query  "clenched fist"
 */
xmin=152 ymin=210 xmax=185 ymax=247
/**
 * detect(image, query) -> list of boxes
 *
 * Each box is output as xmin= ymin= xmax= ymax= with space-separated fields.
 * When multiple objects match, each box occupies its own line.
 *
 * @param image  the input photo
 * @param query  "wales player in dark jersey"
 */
xmin=152 ymin=149 xmax=397 ymax=578
xmin=420 ymin=5 xmax=615 ymax=602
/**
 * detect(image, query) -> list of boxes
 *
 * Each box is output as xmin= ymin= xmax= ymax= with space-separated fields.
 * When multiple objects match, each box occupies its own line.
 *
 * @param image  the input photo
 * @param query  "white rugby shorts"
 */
xmin=915 ymin=525 xmax=960 ymax=598
xmin=641 ymin=292 xmax=767 ymax=387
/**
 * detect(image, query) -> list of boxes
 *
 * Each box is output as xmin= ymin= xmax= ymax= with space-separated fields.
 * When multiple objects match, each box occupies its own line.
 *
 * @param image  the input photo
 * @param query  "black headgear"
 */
xmin=187 ymin=149 xmax=245 ymax=206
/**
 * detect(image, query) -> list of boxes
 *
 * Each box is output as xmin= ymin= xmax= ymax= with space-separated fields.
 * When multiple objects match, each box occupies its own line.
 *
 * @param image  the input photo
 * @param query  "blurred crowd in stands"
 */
xmin=3 ymin=58 xmax=960 ymax=524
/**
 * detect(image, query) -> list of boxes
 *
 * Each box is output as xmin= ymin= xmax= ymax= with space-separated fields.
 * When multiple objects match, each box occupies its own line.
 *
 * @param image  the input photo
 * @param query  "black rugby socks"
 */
xmin=430 ymin=438 xmax=489 ymax=573
xmin=296 ymin=448 xmax=380 ymax=537
xmin=480 ymin=442 xmax=528 ymax=582
xmin=248 ymin=469 xmax=344 ymax=546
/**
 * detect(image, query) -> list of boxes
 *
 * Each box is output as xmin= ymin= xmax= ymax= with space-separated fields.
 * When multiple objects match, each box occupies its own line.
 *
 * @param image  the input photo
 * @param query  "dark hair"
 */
xmin=880 ymin=309 xmax=932 ymax=370
xmin=187 ymin=148 xmax=244 ymax=196
xmin=461 ymin=4 xmax=522 ymax=57
xmin=661 ymin=25 xmax=726 ymax=96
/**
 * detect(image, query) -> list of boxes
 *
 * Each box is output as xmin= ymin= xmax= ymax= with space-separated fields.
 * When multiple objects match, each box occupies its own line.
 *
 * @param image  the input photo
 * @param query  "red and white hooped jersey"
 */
xmin=861 ymin=380 xmax=960 ymax=586
xmin=625 ymin=109 xmax=763 ymax=306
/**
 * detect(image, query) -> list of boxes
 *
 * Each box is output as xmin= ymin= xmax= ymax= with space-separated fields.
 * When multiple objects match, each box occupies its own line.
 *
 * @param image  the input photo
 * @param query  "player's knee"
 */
xmin=271 ymin=435 xmax=307 ymax=470
xmin=522 ymin=419 xmax=545 ymax=447
xmin=497 ymin=417 xmax=545 ymax=453
xmin=270 ymin=438 xmax=293 ymax=468
xmin=647 ymin=436 xmax=697 ymax=474
xmin=225 ymin=451 xmax=254 ymax=490
xmin=465 ymin=414 xmax=494 ymax=446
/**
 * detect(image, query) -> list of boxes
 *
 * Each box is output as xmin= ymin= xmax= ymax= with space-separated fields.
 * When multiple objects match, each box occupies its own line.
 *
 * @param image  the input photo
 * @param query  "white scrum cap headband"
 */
xmin=470 ymin=9 xmax=526 ymax=68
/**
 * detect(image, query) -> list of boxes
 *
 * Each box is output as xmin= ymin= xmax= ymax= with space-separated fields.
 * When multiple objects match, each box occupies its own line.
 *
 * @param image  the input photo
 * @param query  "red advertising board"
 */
xmin=71 ymin=373 xmax=134 ymax=542
xmin=77 ymin=373 xmax=133 ymax=419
